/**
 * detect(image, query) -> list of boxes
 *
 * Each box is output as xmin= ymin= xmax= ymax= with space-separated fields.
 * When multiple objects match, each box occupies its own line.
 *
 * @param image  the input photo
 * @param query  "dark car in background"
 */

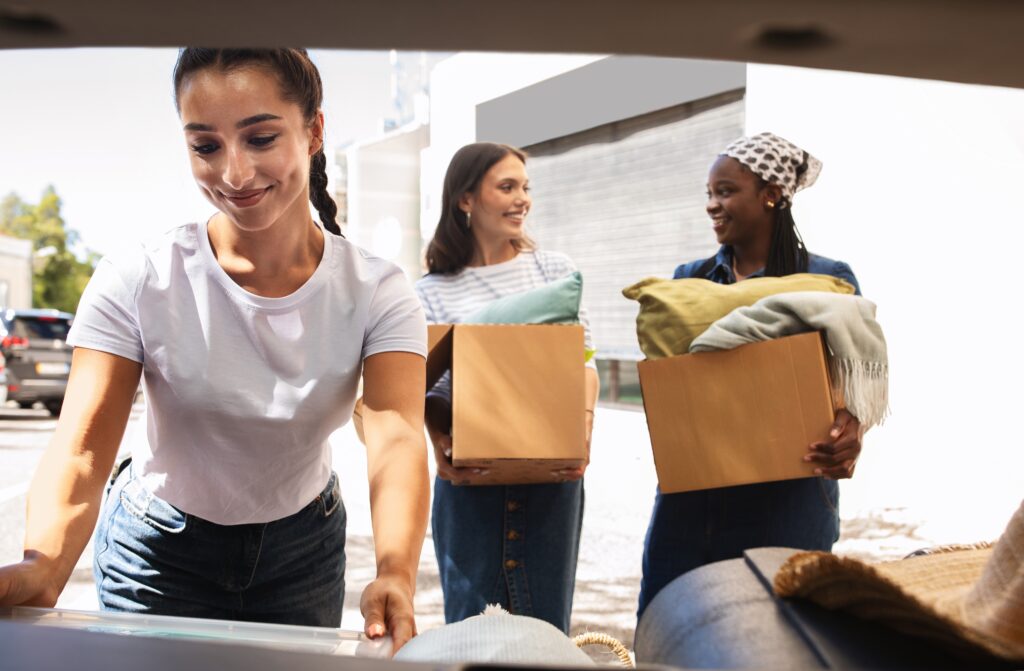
xmin=0 ymin=308 xmax=74 ymax=416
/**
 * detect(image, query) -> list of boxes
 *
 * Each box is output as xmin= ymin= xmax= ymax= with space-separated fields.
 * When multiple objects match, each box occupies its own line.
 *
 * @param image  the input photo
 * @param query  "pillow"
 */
xmin=622 ymin=273 xmax=856 ymax=359
xmin=465 ymin=271 xmax=583 ymax=325
xmin=394 ymin=612 xmax=595 ymax=666
xmin=466 ymin=270 xmax=595 ymax=362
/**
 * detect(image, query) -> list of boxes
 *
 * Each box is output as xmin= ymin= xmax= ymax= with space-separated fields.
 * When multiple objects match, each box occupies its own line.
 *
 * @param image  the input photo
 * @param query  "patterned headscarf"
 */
xmin=722 ymin=132 xmax=822 ymax=206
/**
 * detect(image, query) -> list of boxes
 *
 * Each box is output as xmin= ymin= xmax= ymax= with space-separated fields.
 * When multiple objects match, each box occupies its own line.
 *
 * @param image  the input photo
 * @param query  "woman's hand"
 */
xmin=429 ymin=432 xmax=492 ymax=485
xmin=424 ymin=395 xmax=490 ymax=485
xmin=360 ymin=572 xmax=417 ymax=654
xmin=0 ymin=552 xmax=61 ymax=607
xmin=806 ymin=408 xmax=863 ymax=479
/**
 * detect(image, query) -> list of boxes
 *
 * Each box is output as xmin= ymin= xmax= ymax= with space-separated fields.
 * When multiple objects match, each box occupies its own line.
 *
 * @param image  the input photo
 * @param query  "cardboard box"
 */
xmin=638 ymin=331 xmax=837 ymax=493
xmin=427 ymin=323 xmax=587 ymax=485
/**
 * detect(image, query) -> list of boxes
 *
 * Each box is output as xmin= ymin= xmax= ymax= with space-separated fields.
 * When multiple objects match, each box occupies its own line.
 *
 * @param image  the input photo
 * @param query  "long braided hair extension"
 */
xmin=764 ymin=154 xmax=810 ymax=276
xmin=173 ymin=48 xmax=343 ymax=236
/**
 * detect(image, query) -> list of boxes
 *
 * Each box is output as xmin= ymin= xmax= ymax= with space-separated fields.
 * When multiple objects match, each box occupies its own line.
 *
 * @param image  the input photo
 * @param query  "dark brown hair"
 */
xmin=173 ymin=48 xmax=341 ymax=236
xmin=425 ymin=142 xmax=534 ymax=275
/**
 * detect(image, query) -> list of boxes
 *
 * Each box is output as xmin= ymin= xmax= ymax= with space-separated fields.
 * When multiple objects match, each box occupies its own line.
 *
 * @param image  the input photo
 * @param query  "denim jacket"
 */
xmin=673 ymin=245 xmax=861 ymax=295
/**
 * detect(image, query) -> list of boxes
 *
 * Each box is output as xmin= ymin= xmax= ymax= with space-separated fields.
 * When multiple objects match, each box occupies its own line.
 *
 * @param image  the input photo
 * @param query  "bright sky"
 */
xmin=0 ymin=48 xmax=398 ymax=258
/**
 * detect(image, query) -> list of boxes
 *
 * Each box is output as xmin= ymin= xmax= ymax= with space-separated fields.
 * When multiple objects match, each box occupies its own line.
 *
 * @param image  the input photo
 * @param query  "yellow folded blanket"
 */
xmin=622 ymin=273 xmax=856 ymax=359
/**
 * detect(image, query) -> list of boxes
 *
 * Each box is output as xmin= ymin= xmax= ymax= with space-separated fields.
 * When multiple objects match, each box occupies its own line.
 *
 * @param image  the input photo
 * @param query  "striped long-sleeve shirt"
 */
xmin=415 ymin=250 xmax=596 ymax=400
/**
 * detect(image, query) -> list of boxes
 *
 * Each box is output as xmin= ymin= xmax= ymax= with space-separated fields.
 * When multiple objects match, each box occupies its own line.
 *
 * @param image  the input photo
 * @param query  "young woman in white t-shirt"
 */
xmin=0 ymin=49 xmax=429 ymax=651
xmin=415 ymin=143 xmax=600 ymax=633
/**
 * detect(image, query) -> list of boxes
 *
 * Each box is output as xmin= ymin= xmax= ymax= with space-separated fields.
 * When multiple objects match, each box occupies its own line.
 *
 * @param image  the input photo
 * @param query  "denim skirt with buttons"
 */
xmin=431 ymin=475 xmax=584 ymax=634
xmin=93 ymin=466 xmax=346 ymax=627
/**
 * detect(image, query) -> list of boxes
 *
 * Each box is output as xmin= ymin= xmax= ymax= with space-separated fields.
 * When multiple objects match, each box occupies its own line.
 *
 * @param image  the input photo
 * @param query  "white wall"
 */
xmin=345 ymin=124 xmax=428 ymax=279
xmin=421 ymin=52 xmax=604 ymax=247
xmin=746 ymin=65 xmax=1024 ymax=539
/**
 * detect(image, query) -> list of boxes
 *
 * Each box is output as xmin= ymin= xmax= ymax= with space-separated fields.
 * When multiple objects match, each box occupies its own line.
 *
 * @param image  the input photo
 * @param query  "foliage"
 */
xmin=0 ymin=186 xmax=97 ymax=313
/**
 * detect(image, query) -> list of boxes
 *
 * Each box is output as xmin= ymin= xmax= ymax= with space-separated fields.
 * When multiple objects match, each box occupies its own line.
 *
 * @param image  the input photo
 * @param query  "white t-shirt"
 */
xmin=68 ymin=221 xmax=427 ymax=525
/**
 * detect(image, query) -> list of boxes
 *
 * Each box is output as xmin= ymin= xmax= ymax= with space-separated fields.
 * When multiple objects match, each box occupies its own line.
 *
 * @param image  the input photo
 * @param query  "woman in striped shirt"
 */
xmin=415 ymin=142 xmax=599 ymax=633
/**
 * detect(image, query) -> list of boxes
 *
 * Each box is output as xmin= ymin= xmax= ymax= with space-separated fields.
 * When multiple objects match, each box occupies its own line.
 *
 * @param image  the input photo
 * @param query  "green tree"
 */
xmin=0 ymin=186 xmax=97 ymax=313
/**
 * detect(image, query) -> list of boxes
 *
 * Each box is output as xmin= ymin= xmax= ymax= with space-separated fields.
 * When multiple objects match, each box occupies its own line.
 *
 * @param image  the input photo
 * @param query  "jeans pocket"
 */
xmin=320 ymin=472 xmax=341 ymax=518
xmin=120 ymin=477 xmax=189 ymax=534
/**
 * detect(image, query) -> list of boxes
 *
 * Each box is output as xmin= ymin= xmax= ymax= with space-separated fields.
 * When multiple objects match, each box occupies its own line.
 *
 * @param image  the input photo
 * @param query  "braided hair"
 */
xmin=763 ymin=153 xmax=810 ymax=276
xmin=173 ymin=48 xmax=342 ymax=236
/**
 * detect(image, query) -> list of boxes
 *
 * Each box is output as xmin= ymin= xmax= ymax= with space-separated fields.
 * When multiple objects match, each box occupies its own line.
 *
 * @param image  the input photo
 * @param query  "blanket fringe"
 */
xmin=830 ymin=358 xmax=889 ymax=430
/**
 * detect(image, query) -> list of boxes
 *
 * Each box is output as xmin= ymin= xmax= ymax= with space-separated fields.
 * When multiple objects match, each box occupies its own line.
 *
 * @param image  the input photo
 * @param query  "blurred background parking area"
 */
xmin=0 ymin=309 xmax=73 ymax=417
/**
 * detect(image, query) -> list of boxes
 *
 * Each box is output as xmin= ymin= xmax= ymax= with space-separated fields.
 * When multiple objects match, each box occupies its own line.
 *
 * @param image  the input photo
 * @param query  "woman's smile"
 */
xmin=221 ymin=186 xmax=273 ymax=208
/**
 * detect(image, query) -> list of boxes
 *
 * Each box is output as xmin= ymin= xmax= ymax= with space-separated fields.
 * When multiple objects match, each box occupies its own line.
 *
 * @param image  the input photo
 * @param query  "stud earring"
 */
xmin=766 ymin=200 xmax=776 ymax=209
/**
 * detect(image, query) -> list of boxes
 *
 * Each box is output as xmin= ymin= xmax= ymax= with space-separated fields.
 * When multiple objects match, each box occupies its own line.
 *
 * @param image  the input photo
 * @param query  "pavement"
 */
xmin=0 ymin=401 xmax=1018 ymax=664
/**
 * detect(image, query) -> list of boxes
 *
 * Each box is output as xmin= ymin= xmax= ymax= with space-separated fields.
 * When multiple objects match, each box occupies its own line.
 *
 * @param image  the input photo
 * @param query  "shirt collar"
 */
xmin=709 ymin=245 xmax=766 ymax=283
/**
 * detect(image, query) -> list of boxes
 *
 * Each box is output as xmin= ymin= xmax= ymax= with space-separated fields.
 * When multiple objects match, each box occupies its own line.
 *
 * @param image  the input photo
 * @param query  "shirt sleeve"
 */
xmin=414 ymin=278 xmax=453 ymax=403
xmin=362 ymin=265 xmax=428 ymax=360
xmin=66 ymin=256 xmax=145 ymax=363
xmin=831 ymin=261 xmax=862 ymax=296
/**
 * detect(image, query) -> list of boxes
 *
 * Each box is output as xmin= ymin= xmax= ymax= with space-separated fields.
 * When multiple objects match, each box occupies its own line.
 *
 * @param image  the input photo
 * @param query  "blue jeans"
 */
xmin=94 ymin=467 xmax=346 ymax=626
xmin=431 ymin=476 xmax=584 ymax=634
xmin=637 ymin=477 xmax=839 ymax=619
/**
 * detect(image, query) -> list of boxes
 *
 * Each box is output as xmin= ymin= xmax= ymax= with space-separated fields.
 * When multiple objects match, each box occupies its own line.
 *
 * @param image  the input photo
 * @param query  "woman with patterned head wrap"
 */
xmin=636 ymin=132 xmax=865 ymax=620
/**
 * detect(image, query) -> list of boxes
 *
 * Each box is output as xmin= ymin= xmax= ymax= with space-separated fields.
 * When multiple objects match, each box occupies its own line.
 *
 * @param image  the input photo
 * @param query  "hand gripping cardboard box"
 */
xmin=426 ymin=323 xmax=587 ymax=485
xmin=637 ymin=331 xmax=837 ymax=493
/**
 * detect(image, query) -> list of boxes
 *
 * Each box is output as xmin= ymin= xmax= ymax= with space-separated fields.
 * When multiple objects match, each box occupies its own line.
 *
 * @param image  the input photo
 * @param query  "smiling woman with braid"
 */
xmin=0 ymin=49 xmax=429 ymax=653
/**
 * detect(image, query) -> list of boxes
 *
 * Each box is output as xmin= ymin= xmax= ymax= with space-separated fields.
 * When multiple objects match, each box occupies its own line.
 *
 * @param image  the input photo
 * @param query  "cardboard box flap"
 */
xmin=425 ymin=324 xmax=455 ymax=391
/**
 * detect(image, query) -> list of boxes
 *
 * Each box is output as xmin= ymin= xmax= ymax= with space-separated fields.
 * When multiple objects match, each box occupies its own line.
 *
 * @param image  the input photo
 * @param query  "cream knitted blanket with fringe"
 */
xmin=689 ymin=291 xmax=889 ymax=430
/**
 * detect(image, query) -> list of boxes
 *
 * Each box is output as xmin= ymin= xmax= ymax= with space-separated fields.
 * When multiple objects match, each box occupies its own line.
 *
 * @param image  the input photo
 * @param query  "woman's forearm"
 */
xmin=585 ymin=367 xmax=599 ymax=412
xmin=361 ymin=351 xmax=430 ymax=588
xmin=23 ymin=441 xmax=113 ymax=596
xmin=23 ymin=349 xmax=141 ymax=600
xmin=365 ymin=431 xmax=429 ymax=585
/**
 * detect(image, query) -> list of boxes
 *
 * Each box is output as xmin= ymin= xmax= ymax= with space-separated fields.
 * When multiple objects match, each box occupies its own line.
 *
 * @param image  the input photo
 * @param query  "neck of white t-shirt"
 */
xmin=206 ymin=213 xmax=325 ymax=298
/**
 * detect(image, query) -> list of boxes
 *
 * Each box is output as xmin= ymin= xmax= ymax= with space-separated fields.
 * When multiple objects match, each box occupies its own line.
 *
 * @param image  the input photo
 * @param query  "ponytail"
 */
xmin=309 ymin=147 xmax=341 ymax=235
